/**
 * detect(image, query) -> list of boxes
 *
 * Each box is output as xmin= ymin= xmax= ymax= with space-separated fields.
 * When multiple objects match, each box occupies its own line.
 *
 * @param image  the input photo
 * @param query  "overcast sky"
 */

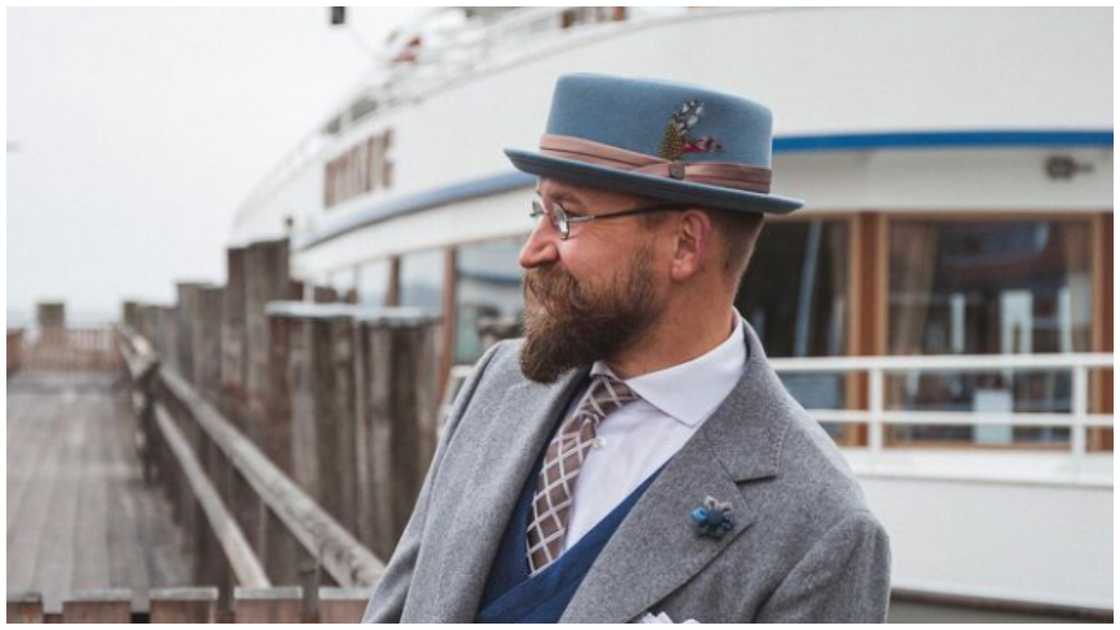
xmin=7 ymin=7 xmax=421 ymax=326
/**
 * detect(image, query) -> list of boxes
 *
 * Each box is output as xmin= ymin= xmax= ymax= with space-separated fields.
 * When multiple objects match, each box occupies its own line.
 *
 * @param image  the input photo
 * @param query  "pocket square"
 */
xmin=638 ymin=611 xmax=699 ymax=624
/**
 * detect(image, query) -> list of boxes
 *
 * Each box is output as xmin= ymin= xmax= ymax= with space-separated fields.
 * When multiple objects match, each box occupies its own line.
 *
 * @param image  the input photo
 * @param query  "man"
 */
xmin=362 ymin=73 xmax=891 ymax=623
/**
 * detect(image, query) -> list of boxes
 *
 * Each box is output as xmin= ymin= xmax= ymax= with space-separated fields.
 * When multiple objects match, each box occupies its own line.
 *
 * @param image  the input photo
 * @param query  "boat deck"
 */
xmin=6 ymin=370 xmax=192 ymax=614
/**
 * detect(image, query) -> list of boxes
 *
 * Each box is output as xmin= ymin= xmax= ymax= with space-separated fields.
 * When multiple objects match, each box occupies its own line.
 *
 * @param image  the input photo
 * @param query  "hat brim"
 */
xmin=504 ymin=148 xmax=804 ymax=214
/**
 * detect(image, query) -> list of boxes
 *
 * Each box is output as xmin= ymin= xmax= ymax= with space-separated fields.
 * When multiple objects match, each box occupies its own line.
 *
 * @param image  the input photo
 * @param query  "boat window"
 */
xmin=885 ymin=218 xmax=1096 ymax=449
xmin=399 ymin=248 xmax=445 ymax=314
xmin=453 ymin=236 xmax=525 ymax=364
xmin=326 ymin=267 xmax=357 ymax=303
xmin=735 ymin=218 xmax=852 ymax=440
xmin=358 ymin=259 xmax=391 ymax=307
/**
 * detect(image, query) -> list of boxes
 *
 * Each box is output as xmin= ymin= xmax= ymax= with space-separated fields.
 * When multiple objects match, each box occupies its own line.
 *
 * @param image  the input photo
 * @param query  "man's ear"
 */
xmin=669 ymin=209 xmax=713 ymax=281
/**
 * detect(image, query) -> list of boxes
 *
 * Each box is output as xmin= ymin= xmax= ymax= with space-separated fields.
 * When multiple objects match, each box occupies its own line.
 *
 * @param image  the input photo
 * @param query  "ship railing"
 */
xmin=766 ymin=352 xmax=1114 ymax=461
xmin=439 ymin=352 xmax=1114 ymax=480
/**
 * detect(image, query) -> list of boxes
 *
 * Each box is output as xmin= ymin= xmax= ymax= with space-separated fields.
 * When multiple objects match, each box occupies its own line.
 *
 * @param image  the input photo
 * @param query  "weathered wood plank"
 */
xmin=221 ymin=246 xmax=248 ymax=430
xmin=150 ymin=586 xmax=218 ymax=623
xmin=152 ymin=404 xmax=271 ymax=588
xmin=104 ymin=389 xmax=155 ymax=614
xmin=233 ymin=586 xmax=302 ymax=623
xmin=7 ymin=592 xmax=44 ymax=623
xmin=5 ymin=388 xmax=64 ymax=552
xmin=71 ymin=387 xmax=112 ymax=592
xmin=159 ymin=367 xmax=384 ymax=587
xmin=28 ymin=387 xmax=93 ymax=613
xmin=319 ymin=587 xmax=371 ymax=623
xmin=61 ymin=589 xmax=131 ymax=623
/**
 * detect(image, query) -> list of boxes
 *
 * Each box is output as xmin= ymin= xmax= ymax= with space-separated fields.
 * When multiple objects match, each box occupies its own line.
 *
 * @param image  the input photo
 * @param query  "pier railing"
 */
xmin=116 ymin=323 xmax=384 ymax=620
xmin=10 ymin=326 xmax=121 ymax=372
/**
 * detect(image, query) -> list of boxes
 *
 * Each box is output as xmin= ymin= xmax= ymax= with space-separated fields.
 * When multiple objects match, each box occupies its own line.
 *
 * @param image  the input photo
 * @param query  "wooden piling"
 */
xmin=61 ymin=589 xmax=132 ymax=623
xmin=140 ymin=304 xmax=160 ymax=348
xmin=121 ymin=300 xmax=140 ymax=330
xmin=222 ymin=246 xmax=249 ymax=429
xmin=7 ymin=592 xmax=44 ymax=623
xmin=233 ymin=586 xmax=302 ymax=623
xmin=196 ymin=286 xmax=224 ymax=404
xmin=319 ymin=587 xmax=371 ymax=623
xmin=241 ymin=239 xmax=292 ymax=573
xmin=149 ymin=587 xmax=219 ymax=623
xmin=265 ymin=302 xmax=359 ymax=539
xmin=36 ymin=301 xmax=66 ymax=330
xmin=355 ymin=307 xmax=441 ymax=556
xmin=157 ymin=306 xmax=179 ymax=371
xmin=176 ymin=282 xmax=207 ymax=383
xmin=243 ymin=238 xmax=291 ymax=449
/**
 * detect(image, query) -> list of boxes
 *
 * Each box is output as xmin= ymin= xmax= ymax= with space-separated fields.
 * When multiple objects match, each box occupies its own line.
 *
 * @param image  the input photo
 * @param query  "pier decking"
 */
xmin=6 ymin=370 xmax=192 ymax=615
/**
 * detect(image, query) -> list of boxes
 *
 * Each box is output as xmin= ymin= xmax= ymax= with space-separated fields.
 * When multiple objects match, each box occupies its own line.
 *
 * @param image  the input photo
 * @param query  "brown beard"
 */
xmin=519 ymin=246 xmax=661 ymax=383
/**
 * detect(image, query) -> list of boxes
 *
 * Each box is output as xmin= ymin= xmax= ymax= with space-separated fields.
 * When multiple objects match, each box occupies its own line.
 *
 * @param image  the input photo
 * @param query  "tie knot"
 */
xmin=581 ymin=374 xmax=639 ymax=419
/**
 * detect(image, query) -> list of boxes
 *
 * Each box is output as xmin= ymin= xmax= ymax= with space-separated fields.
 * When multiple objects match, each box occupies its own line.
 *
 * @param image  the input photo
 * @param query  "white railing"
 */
xmin=768 ymin=352 xmax=1114 ymax=458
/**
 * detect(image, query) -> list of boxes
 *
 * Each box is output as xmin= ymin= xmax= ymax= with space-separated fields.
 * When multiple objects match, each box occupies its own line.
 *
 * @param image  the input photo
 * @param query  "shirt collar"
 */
xmin=590 ymin=309 xmax=746 ymax=428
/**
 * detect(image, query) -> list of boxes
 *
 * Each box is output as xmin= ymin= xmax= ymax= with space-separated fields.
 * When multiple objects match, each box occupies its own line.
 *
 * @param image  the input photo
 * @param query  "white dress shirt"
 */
xmin=560 ymin=309 xmax=747 ymax=551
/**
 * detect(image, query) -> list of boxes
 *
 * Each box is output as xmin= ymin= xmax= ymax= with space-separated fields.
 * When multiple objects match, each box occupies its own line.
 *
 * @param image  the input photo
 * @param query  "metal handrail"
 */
xmin=767 ymin=352 xmax=1114 ymax=459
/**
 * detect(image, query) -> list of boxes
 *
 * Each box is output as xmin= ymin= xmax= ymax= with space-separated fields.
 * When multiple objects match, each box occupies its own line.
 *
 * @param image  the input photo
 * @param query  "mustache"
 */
xmin=523 ymin=265 xmax=587 ymax=313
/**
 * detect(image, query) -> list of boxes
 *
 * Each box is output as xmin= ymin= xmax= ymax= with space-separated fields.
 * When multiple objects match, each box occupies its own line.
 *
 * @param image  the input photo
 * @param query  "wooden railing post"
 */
xmin=234 ymin=586 xmax=302 ymax=622
xmin=7 ymin=328 xmax=24 ymax=375
xmin=266 ymin=302 xmax=359 ymax=582
xmin=176 ymin=281 xmax=207 ymax=383
xmin=222 ymin=246 xmax=249 ymax=430
xmin=196 ymin=286 xmax=224 ymax=406
xmin=242 ymin=238 xmax=292 ymax=576
xmin=62 ymin=589 xmax=131 ymax=623
xmin=150 ymin=587 xmax=218 ymax=623
xmin=122 ymin=300 xmax=140 ymax=330
xmin=7 ymin=592 xmax=44 ymax=623
xmin=355 ymin=307 xmax=441 ymax=557
xmin=157 ymin=305 xmax=179 ymax=371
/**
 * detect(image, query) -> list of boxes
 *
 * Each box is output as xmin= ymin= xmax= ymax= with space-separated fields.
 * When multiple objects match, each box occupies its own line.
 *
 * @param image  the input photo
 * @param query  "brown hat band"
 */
xmin=539 ymin=134 xmax=772 ymax=194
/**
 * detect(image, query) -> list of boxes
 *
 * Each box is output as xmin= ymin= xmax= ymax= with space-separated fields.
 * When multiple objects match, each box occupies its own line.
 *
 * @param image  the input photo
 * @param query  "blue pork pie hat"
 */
xmin=505 ymin=73 xmax=803 ymax=215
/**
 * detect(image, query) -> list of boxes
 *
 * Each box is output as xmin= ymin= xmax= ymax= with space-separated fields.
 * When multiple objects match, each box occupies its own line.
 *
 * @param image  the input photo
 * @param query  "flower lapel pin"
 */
xmin=689 ymin=495 xmax=734 ymax=539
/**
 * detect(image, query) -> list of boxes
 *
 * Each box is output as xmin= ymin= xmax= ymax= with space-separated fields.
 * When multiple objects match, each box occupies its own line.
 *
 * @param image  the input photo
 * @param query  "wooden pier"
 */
xmin=7 ymin=369 xmax=191 ymax=617
xmin=7 ymin=238 xmax=444 ymax=622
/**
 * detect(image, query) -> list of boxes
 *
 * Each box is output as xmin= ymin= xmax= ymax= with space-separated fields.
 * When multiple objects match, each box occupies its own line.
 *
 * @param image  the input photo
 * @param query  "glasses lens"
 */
xmin=554 ymin=205 xmax=569 ymax=239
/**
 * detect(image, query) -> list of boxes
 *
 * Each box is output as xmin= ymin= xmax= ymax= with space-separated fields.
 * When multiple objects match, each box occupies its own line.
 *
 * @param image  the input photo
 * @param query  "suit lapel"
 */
xmin=560 ymin=322 xmax=791 ymax=623
xmin=433 ymin=364 xmax=590 ymax=621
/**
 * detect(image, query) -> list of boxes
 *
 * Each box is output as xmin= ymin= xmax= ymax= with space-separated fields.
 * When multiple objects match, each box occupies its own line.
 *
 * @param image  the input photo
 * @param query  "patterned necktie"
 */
xmin=526 ymin=374 xmax=639 ymax=575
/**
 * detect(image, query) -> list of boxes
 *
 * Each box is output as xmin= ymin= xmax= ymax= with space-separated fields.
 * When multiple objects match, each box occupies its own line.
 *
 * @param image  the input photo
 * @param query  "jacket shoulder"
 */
xmin=765 ymin=395 xmax=881 ymax=542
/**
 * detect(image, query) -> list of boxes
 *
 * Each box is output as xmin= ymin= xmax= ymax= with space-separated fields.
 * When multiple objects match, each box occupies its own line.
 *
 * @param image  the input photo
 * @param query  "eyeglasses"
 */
xmin=529 ymin=195 xmax=686 ymax=240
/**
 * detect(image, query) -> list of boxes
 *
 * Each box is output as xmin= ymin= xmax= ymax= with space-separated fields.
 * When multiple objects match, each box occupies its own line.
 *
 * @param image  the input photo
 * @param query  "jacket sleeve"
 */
xmin=360 ymin=340 xmax=509 ymax=623
xmin=755 ymin=510 xmax=892 ymax=623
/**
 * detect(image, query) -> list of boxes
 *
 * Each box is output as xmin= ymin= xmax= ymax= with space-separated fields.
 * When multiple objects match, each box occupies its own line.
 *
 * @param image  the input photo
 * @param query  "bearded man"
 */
xmin=361 ymin=73 xmax=891 ymax=623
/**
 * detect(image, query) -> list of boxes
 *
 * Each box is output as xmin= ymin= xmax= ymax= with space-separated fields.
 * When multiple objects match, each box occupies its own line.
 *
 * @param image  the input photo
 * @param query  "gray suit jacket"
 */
xmin=362 ymin=322 xmax=891 ymax=623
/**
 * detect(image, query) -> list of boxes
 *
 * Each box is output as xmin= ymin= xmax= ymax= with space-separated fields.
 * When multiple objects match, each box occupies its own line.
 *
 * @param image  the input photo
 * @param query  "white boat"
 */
xmin=230 ymin=7 xmax=1114 ymax=620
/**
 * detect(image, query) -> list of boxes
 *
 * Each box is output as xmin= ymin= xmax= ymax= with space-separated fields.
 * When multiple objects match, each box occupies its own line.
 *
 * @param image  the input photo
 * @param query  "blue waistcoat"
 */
xmin=476 ymin=419 xmax=662 ymax=623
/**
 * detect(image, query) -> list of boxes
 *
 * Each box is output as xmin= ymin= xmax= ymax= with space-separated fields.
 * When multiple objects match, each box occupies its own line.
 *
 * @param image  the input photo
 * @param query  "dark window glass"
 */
xmin=886 ymin=219 xmax=1093 ymax=447
xmin=454 ymin=237 xmax=525 ymax=364
xmin=399 ymin=249 xmax=444 ymax=313
xmin=735 ymin=220 xmax=850 ymax=414
xmin=358 ymin=259 xmax=390 ymax=307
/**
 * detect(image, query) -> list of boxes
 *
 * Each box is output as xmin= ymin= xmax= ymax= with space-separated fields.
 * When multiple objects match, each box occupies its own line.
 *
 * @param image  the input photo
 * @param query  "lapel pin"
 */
xmin=689 ymin=495 xmax=734 ymax=539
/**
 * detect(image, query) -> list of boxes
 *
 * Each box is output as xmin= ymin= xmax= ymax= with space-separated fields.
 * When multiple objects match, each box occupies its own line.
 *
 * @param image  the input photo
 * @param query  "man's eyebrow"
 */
xmin=535 ymin=189 xmax=585 ymax=208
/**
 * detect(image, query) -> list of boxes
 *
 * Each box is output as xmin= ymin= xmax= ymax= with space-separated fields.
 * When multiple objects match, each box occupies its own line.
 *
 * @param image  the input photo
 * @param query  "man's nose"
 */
xmin=519 ymin=220 xmax=559 ymax=269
